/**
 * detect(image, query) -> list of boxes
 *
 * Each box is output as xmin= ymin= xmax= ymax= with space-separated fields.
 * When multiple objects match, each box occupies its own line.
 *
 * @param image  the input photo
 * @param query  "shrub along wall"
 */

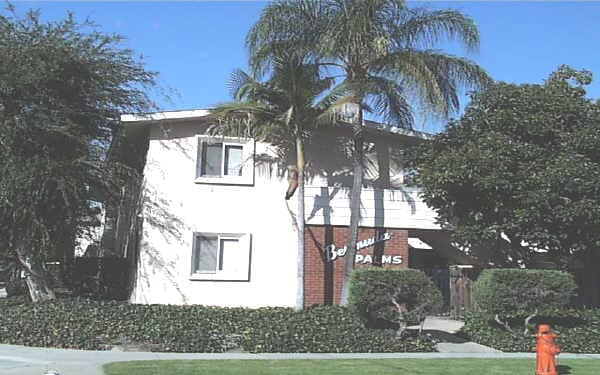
xmin=0 ymin=298 xmax=435 ymax=352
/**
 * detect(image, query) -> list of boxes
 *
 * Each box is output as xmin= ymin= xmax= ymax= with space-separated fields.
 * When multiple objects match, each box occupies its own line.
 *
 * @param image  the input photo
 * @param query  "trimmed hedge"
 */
xmin=0 ymin=298 xmax=436 ymax=352
xmin=462 ymin=309 xmax=600 ymax=353
xmin=348 ymin=268 xmax=443 ymax=328
xmin=472 ymin=269 xmax=576 ymax=317
xmin=240 ymin=305 xmax=434 ymax=353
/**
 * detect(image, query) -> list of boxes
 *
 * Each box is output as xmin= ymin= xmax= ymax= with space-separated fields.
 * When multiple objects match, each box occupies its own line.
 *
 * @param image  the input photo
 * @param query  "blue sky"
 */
xmin=11 ymin=1 xmax=600 ymax=133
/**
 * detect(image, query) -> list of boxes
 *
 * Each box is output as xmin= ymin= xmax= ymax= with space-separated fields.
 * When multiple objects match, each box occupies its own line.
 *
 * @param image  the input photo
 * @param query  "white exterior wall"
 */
xmin=129 ymin=116 xmax=441 ymax=307
xmin=131 ymin=122 xmax=300 ymax=307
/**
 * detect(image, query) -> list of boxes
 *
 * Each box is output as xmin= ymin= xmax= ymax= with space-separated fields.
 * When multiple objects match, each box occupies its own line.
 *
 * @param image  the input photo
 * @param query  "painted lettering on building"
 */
xmin=355 ymin=254 xmax=403 ymax=265
xmin=324 ymin=232 xmax=401 ymax=264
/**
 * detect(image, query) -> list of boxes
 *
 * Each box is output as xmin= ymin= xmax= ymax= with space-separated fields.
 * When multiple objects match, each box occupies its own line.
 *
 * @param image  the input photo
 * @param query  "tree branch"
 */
xmin=524 ymin=309 xmax=538 ymax=336
xmin=494 ymin=314 xmax=515 ymax=334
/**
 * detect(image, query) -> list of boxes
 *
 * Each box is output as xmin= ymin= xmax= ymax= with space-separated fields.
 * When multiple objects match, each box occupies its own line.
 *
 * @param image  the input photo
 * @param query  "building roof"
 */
xmin=121 ymin=108 xmax=435 ymax=140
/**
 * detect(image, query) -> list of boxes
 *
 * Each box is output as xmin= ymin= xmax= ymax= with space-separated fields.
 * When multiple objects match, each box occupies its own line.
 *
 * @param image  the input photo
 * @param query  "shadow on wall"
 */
xmin=304 ymin=131 xmax=417 ymax=224
xmin=136 ymin=181 xmax=190 ymax=304
xmin=136 ymin=126 xmax=295 ymax=304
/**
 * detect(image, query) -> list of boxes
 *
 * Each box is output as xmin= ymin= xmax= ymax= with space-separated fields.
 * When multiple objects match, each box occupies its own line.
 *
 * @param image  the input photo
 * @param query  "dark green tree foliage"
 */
xmin=0 ymin=8 xmax=155 ymax=301
xmin=412 ymin=66 xmax=600 ymax=266
xmin=348 ymin=268 xmax=442 ymax=336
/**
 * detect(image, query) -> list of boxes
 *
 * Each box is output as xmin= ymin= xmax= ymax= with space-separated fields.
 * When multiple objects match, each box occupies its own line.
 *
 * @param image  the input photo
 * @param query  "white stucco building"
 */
xmin=101 ymin=109 xmax=469 ymax=308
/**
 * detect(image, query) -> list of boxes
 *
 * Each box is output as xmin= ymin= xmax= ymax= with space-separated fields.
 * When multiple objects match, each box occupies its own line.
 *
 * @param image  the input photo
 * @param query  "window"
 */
xmin=195 ymin=136 xmax=254 ymax=185
xmin=191 ymin=232 xmax=251 ymax=281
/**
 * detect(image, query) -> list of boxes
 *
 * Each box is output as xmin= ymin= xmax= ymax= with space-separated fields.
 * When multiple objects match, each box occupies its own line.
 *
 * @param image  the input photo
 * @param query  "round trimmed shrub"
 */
xmin=472 ymin=269 xmax=576 ymax=318
xmin=348 ymin=268 xmax=443 ymax=328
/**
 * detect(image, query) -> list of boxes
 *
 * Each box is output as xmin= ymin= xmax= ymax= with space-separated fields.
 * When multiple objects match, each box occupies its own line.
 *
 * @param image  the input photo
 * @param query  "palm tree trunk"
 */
xmin=295 ymin=136 xmax=306 ymax=310
xmin=341 ymin=108 xmax=364 ymax=305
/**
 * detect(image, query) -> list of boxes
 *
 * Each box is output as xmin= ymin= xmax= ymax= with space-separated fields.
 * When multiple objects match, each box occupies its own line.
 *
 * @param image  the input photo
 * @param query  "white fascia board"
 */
xmin=363 ymin=121 xmax=435 ymax=140
xmin=121 ymin=109 xmax=211 ymax=123
xmin=380 ymin=126 xmax=434 ymax=140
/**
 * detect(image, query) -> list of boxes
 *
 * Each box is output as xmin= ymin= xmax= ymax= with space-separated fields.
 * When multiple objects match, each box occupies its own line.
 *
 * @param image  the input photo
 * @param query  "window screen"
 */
xmin=201 ymin=143 xmax=223 ymax=176
xmin=194 ymin=235 xmax=218 ymax=273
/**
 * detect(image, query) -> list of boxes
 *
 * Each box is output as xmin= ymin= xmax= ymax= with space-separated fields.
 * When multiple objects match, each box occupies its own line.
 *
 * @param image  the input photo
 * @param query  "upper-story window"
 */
xmin=195 ymin=136 xmax=254 ymax=185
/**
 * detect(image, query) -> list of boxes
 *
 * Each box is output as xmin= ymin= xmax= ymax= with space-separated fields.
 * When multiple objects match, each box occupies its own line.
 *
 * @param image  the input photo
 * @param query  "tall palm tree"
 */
xmin=210 ymin=52 xmax=336 ymax=310
xmin=248 ymin=0 xmax=491 ymax=304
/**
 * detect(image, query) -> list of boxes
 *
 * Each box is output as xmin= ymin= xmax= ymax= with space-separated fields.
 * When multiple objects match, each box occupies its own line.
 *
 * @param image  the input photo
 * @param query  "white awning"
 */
xmin=408 ymin=237 xmax=433 ymax=250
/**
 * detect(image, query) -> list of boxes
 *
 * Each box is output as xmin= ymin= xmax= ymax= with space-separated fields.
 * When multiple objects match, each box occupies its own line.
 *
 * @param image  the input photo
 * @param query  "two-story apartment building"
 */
xmin=100 ymin=109 xmax=471 ymax=308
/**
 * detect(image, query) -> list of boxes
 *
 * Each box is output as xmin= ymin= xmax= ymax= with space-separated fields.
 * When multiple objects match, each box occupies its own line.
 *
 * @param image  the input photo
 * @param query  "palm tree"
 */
xmin=210 ymin=52 xmax=336 ymax=310
xmin=247 ymin=0 xmax=491 ymax=304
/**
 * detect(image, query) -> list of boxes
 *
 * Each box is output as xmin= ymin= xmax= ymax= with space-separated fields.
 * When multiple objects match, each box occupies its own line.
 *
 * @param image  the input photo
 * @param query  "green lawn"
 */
xmin=104 ymin=358 xmax=598 ymax=375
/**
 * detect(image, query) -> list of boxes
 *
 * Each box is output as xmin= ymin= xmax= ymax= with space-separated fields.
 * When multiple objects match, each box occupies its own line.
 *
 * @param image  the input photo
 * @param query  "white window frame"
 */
xmin=190 ymin=232 xmax=252 ymax=281
xmin=195 ymin=135 xmax=255 ymax=185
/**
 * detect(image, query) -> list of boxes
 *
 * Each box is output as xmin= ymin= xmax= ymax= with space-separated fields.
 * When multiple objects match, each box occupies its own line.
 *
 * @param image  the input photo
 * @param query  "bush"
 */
xmin=462 ymin=309 xmax=600 ymax=353
xmin=0 ymin=298 xmax=436 ymax=353
xmin=472 ymin=269 xmax=576 ymax=318
xmin=348 ymin=268 xmax=443 ymax=328
xmin=240 ymin=305 xmax=435 ymax=353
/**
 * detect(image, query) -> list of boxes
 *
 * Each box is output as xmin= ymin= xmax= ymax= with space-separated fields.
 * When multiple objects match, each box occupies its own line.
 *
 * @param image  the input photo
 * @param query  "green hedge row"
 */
xmin=0 ymin=298 xmax=436 ymax=353
xmin=472 ymin=269 xmax=577 ymax=318
xmin=462 ymin=309 xmax=600 ymax=353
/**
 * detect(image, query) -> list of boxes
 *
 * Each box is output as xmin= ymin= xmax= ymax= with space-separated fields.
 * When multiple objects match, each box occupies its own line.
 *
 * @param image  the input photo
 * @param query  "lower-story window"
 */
xmin=191 ymin=232 xmax=251 ymax=281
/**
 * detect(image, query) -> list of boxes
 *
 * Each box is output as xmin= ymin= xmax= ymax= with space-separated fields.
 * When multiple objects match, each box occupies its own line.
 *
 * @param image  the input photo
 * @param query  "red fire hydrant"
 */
xmin=535 ymin=324 xmax=560 ymax=375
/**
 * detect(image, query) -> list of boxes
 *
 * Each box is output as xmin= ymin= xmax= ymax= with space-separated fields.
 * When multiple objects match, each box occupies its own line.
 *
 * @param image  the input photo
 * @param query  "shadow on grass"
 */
xmin=419 ymin=330 xmax=468 ymax=344
xmin=558 ymin=365 xmax=572 ymax=374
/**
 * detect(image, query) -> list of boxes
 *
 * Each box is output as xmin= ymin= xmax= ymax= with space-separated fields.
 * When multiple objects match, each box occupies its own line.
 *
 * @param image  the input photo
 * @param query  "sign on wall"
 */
xmin=324 ymin=232 xmax=402 ymax=264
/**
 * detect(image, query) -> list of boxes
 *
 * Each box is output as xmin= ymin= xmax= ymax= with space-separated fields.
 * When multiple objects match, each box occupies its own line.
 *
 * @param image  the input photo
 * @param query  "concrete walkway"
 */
xmin=408 ymin=316 xmax=501 ymax=353
xmin=409 ymin=316 xmax=465 ymax=334
xmin=1 ymin=344 xmax=599 ymax=375
xmin=437 ymin=342 xmax=502 ymax=353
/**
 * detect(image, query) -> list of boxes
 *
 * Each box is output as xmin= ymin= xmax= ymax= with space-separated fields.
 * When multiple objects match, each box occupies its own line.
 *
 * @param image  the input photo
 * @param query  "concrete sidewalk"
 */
xmin=408 ymin=316 xmax=501 ymax=353
xmin=1 ymin=344 xmax=600 ymax=375
xmin=408 ymin=316 xmax=465 ymax=334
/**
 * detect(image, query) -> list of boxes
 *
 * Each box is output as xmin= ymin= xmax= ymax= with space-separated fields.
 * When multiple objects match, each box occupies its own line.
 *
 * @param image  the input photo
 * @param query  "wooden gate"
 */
xmin=449 ymin=266 xmax=473 ymax=318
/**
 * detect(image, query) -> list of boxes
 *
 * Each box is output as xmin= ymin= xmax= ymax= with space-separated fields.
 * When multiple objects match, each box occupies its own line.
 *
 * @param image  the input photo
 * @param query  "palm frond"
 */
xmin=246 ymin=0 xmax=488 ymax=125
xmin=210 ymin=48 xmax=338 ymax=146
xmin=363 ymin=75 xmax=413 ymax=128
xmin=392 ymin=8 xmax=480 ymax=52
xmin=227 ymin=69 xmax=256 ymax=100
xmin=227 ymin=69 xmax=289 ymax=111
xmin=208 ymin=101 xmax=278 ymax=140
xmin=314 ymin=82 xmax=350 ymax=113
xmin=372 ymin=49 xmax=491 ymax=116
xmin=246 ymin=0 xmax=326 ymax=75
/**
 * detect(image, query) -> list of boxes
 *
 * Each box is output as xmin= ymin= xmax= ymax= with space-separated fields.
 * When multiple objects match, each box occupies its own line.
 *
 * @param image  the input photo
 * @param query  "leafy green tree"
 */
xmin=247 ymin=0 xmax=490 ymax=303
xmin=0 ymin=8 xmax=156 ymax=302
xmin=210 ymin=52 xmax=336 ymax=309
xmin=412 ymin=66 xmax=600 ymax=267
